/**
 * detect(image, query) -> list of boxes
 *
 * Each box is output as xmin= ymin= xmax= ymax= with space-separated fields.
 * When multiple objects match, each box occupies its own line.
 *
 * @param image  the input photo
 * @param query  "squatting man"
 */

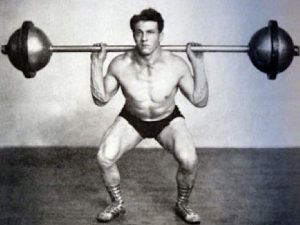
xmin=90 ymin=8 xmax=208 ymax=224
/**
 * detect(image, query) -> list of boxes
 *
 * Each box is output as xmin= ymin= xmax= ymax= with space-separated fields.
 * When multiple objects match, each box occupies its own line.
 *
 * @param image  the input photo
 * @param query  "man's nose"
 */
xmin=141 ymin=33 xmax=148 ymax=41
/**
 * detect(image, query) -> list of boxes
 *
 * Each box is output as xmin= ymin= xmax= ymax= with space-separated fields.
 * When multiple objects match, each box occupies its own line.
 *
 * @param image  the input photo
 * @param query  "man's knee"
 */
xmin=175 ymin=144 xmax=198 ymax=172
xmin=97 ymin=142 xmax=119 ymax=169
xmin=179 ymin=153 xmax=198 ymax=172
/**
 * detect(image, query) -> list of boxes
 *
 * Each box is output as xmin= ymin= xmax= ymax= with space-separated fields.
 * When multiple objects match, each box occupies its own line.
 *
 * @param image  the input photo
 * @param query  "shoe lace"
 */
xmin=104 ymin=202 xmax=123 ymax=215
xmin=178 ymin=202 xmax=195 ymax=216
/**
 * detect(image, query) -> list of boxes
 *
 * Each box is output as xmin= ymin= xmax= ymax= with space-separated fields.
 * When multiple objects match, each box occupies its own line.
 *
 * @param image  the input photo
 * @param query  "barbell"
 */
xmin=1 ymin=20 xmax=299 ymax=80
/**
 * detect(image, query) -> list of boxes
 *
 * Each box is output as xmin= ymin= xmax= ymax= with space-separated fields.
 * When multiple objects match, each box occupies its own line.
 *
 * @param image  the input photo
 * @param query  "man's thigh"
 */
xmin=99 ymin=116 xmax=143 ymax=162
xmin=156 ymin=117 xmax=196 ymax=160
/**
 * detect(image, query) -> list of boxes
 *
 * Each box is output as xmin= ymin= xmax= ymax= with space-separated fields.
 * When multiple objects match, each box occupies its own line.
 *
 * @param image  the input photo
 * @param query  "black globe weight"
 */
xmin=248 ymin=20 xmax=298 ymax=80
xmin=2 ymin=21 xmax=52 ymax=78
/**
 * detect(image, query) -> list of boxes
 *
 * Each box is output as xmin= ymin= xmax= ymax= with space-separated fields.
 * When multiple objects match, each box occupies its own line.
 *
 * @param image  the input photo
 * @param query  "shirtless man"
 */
xmin=90 ymin=8 xmax=208 ymax=224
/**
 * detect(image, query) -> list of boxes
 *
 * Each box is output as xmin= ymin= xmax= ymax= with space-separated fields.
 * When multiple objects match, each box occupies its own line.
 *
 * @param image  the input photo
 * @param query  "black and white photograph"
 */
xmin=1 ymin=0 xmax=300 ymax=224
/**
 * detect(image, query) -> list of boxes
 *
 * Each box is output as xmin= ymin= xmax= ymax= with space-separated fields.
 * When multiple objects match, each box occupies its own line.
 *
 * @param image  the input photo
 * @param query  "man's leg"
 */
xmin=96 ymin=116 xmax=143 ymax=222
xmin=156 ymin=117 xmax=200 ymax=224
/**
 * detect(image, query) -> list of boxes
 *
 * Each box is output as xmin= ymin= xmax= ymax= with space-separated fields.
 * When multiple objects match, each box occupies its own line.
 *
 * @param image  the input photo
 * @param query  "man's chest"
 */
xmin=117 ymin=64 xmax=180 ymax=101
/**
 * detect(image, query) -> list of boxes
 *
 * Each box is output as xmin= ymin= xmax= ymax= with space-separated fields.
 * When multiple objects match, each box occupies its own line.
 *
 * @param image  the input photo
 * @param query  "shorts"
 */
xmin=119 ymin=105 xmax=184 ymax=138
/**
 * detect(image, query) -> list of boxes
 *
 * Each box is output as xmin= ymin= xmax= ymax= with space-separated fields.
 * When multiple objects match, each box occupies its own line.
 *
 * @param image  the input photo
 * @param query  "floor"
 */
xmin=0 ymin=147 xmax=300 ymax=225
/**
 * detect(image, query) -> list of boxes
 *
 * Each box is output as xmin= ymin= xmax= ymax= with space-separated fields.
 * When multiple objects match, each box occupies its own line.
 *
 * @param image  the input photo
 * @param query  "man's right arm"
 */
xmin=90 ymin=44 xmax=120 ymax=106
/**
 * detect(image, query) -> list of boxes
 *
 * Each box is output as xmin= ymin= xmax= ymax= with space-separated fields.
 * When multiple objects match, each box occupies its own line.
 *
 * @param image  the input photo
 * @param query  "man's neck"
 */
xmin=134 ymin=47 xmax=162 ymax=68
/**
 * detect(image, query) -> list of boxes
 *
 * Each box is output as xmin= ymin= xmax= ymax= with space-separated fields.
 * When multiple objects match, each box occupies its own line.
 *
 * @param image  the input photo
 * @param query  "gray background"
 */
xmin=0 ymin=0 xmax=299 ymax=148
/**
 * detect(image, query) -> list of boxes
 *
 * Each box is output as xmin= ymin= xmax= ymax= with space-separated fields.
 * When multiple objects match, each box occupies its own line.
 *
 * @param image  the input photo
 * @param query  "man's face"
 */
xmin=133 ymin=21 xmax=163 ymax=56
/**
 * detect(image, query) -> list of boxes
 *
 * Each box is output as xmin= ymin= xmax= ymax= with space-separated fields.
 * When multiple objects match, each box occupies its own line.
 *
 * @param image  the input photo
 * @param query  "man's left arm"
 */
xmin=178 ymin=43 xmax=208 ymax=107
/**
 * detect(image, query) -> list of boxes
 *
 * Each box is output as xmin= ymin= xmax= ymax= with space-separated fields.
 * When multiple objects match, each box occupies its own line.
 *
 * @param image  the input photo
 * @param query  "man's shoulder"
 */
xmin=108 ymin=52 xmax=132 ymax=73
xmin=162 ymin=51 xmax=189 ymax=68
xmin=110 ymin=52 xmax=131 ymax=66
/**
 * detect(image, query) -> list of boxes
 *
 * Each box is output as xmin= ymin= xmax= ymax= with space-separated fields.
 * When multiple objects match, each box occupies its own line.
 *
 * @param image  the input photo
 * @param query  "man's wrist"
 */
xmin=191 ymin=58 xmax=204 ymax=67
xmin=91 ymin=60 xmax=104 ymax=68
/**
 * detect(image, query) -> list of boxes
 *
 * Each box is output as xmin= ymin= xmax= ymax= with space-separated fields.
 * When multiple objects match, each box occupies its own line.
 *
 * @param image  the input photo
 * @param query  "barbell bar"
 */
xmin=50 ymin=45 xmax=250 ymax=53
xmin=1 ymin=20 xmax=299 ymax=80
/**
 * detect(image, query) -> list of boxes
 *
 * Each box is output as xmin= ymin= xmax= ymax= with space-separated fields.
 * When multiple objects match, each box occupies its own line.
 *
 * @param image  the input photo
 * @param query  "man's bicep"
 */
xmin=104 ymin=57 xmax=122 ymax=97
xmin=104 ymin=72 xmax=119 ymax=97
xmin=178 ymin=64 xmax=194 ymax=99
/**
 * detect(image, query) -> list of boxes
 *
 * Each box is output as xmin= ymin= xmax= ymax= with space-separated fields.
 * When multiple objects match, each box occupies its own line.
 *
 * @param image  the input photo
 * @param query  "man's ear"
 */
xmin=133 ymin=33 xmax=137 ymax=43
xmin=159 ymin=32 xmax=164 ymax=42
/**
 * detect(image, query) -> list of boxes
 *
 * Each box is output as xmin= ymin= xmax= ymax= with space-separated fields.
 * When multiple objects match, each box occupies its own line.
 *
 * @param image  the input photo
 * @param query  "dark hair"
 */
xmin=130 ymin=8 xmax=164 ymax=33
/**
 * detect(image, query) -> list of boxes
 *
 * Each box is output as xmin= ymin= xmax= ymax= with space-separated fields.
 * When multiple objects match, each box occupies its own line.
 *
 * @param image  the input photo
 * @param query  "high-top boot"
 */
xmin=175 ymin=185 xmax=201 ymax=224
xmin=97 ymin=185 xmax=125 ymax=222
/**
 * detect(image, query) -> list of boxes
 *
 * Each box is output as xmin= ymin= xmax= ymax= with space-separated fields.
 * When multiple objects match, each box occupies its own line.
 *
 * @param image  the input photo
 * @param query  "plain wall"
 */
xmin=0 ymin=0 xmax=300 ymax=148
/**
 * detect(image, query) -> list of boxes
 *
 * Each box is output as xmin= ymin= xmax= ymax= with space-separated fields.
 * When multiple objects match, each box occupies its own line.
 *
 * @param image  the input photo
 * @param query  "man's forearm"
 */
xmin=90 ymin=61 xmax=108 ymax=103
xmin=192 ymin=60 xmax=208 ymax=106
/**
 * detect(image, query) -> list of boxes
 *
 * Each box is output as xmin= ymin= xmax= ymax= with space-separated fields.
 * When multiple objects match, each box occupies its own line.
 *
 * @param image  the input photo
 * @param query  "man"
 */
xmin=90 ymin=8 xmax=208 ymax=224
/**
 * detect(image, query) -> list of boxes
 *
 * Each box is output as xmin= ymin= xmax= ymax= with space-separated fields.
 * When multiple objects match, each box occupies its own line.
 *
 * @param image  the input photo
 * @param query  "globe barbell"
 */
xmin=1 ymin=20 xmax=299 ymax=80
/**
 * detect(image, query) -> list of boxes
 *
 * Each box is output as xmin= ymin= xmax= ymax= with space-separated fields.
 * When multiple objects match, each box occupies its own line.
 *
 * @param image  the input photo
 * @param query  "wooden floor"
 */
xmin=0 ymin=147 xmax=300 ymax=225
